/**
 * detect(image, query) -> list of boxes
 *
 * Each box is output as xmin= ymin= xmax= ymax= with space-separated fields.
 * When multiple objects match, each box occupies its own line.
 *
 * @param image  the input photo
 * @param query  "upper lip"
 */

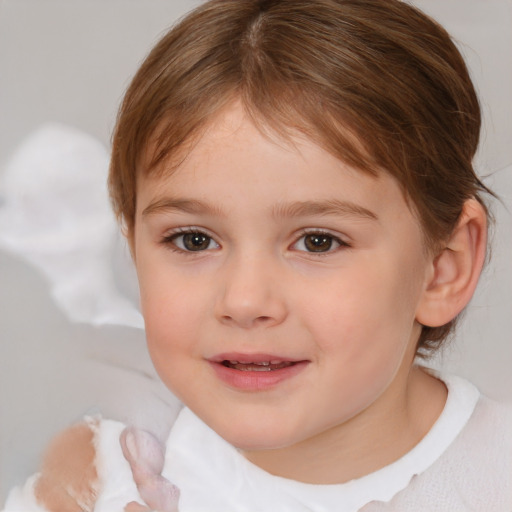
xmin=209 ymin=352 xmax=307 ymax=364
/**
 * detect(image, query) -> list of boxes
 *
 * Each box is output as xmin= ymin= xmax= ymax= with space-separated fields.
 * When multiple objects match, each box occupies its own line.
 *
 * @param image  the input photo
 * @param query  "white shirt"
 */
xmin=4 ymin=375 xmax=512 ymax=511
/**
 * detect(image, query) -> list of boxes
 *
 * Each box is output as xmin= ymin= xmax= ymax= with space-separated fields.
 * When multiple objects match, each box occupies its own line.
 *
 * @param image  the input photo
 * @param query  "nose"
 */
xmin=214 ymin=252 xmax=288 ymax=329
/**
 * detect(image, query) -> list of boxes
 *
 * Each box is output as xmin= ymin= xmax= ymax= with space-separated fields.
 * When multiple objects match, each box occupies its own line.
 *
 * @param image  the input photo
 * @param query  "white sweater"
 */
xmin=4 ymin=375 xmax=512 ymax=511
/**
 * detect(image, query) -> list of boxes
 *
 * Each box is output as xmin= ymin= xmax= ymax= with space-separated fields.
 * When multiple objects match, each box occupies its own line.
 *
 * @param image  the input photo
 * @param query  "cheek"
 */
xmin=138 ymin=255 xmax=204 ymax=326
xmin=306 ymin=259 xmax=421 ymax=358
xmin=142 ymin=287 xmax=200 ymax=349
xmin=143 ymin=297 xmax=202 ymax=400
xmin=137 ymin=271 xmax=204 ymax=375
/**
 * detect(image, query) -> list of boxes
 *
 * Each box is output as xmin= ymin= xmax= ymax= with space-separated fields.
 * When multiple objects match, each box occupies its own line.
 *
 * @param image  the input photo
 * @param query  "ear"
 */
xmin=416 ymin=199 xmax=487 ymax=328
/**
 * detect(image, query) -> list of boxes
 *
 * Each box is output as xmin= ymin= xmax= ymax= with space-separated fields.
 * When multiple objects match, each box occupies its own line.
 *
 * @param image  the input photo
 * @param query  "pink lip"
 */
xmin=208 ymin=352 xmax=309 ymax=391
xmin=210 ymin=352 xmax=304 ymax=364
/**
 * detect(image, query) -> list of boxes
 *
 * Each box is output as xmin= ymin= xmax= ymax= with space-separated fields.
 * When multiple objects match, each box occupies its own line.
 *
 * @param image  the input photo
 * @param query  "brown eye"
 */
xmin=170 ymin=231 xmax=219 ymax=252
xmin=293 ymin=232 xmax=345 ymax=253
xmin=304 ymin=234 xmax=334 ymax=252
xmin=183 ymin=233 xmax=211 ymax=251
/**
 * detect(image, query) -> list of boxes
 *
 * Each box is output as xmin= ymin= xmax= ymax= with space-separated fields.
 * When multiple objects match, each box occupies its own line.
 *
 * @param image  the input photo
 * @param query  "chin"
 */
xmin=228 ymin=435 xmax=286 ymax=451
xmin=213 ymin=418 xmax=303 ymax=451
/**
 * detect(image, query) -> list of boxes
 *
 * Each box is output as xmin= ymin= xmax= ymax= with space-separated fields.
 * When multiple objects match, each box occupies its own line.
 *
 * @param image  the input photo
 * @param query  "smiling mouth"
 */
xmin=211 ymin=355 xmax=308 ymax=390
xmin=221 ymin=360 xmax=296 ymax=372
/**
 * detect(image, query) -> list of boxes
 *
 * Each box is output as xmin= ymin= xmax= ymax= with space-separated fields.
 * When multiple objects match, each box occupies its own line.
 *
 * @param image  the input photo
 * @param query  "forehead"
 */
xmin=136 ymin=103 xmax=417 ymax=229
xmin=143 ymin=101 xmax=363 ymax=185
xmin=141 ymin=95 xmax=377 ymax=182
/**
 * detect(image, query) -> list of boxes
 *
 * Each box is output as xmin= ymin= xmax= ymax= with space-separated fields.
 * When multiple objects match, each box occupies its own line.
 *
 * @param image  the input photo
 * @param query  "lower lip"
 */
xmin=209 ymin=361 xmax=309 ymax=391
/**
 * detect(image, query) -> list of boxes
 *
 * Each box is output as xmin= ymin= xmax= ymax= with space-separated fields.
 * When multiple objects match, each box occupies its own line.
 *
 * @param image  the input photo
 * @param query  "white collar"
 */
xmin=164 ymin=374 xmax=480 ymax=511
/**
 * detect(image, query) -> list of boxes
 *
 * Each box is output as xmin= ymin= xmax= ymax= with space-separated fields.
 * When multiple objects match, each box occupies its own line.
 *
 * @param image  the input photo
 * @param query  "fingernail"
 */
xmin=139 ymin=476 xmax=180 ymax=512
xmin=121 ymin=427 xmax=166 ymax=474
xmin=123 ymin=428 xmax=138 ymax=460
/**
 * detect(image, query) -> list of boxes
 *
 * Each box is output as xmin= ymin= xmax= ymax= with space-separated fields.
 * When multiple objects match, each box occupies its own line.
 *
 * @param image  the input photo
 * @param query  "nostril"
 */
xmin=215 ymin=291 xmax=288 ymax=328
xmin=220 ymin=314 xmax=274 ymax=328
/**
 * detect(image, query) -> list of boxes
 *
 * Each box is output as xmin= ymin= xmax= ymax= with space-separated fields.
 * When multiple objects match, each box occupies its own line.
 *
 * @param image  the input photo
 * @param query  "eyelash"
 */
xmin=160 ymin=228 xmax=350 ymax=255
xmin=293 ymin=229 xmax=350 ymax=255
xmin=160 ymin=227 xmax=219 ymax=253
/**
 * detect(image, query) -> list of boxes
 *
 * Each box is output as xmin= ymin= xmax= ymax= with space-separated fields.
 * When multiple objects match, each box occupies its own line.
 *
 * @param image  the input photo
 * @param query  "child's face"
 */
xmin=133 ymin=103 xmax=433 ymax=451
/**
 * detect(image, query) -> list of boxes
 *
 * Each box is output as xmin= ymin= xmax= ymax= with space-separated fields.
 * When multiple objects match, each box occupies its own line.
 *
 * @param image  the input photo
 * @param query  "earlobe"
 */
xmin=416 ymin=199 xmax=487 ymax=328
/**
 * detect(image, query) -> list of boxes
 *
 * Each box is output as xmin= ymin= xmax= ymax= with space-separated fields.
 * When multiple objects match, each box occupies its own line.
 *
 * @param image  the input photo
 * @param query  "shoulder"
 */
xmin=467 ymin=395 xmax=512 ymax=447
xmin=35 ymin=418 xmax=100 ymax=512
xmin=439 ymin=377 xmax=512 ymax=462
xmin=3 ymin=417 xmax=134 ymax=512
xmin=427 ymin=394 xmax=512 ymax=507
xmin=364 ymin=391 xmax=512 ymax=511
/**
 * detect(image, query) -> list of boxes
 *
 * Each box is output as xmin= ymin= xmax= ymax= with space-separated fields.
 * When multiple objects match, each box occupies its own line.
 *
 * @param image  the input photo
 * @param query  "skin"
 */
xmin=35 ymin=422 xmax=99 ymax=512
xmin=132 ymin=102 xmax=449 ymax=484
xmin=35 ymin=421 xmax=178 ymax=512
xmin=32 ymin=102 xmax=486 ymax=505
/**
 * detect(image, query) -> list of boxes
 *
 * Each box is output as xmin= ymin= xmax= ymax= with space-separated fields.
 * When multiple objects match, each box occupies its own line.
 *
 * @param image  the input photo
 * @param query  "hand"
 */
xmin=120 ymin=427 xmax=180 ymax=512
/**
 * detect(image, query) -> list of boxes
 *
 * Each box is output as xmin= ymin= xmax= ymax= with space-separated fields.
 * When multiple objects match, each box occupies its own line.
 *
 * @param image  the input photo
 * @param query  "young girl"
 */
xmin=4 ymin=0 xmax=511 ymax=510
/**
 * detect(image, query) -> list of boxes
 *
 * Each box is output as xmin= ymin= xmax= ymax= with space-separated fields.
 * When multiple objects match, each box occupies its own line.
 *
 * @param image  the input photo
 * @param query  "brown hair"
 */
xmin=109 ymin=0 xmax=492 ymax=355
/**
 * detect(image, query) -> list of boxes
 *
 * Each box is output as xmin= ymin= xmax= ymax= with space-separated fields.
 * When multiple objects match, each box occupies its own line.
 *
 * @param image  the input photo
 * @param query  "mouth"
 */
xmin=221 ymin=360 xmax=297 ymax=372
xmin=209 ymin=353 xmax=309 ymax=390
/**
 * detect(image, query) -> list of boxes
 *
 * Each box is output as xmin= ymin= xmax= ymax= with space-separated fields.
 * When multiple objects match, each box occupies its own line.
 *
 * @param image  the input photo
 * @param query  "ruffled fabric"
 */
xmin=161 ymin=374 xmax=484 ymax=511
xmin=4 ymin=374 xmax=512 ymax=512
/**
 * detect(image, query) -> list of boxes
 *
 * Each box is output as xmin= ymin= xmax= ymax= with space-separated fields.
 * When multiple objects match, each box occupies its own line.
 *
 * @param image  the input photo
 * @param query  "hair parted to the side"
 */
xmin=109 ymin=0 xmax=493 ymax=355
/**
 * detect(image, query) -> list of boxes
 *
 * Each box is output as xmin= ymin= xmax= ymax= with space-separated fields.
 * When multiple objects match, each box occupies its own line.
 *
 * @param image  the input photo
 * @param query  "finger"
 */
xmin=136 ymin=474 xmax=180 ymax=512
xmin=120 ymin=427 xmax=180 ymax=512
xmin=124 ymin=501 xmax=152 ymax=512
xmin=120 ymin=427 xmax=165 ymax=477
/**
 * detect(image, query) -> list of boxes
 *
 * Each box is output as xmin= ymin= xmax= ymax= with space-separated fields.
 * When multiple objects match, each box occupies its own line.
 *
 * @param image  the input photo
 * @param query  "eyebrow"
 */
xmin=142 ymin=198 xmax=225 ymax=218
xmin=271 ymin=199 xmax=378 ymax=221
xmin=142 ymin=197 xmax=378 ymax=221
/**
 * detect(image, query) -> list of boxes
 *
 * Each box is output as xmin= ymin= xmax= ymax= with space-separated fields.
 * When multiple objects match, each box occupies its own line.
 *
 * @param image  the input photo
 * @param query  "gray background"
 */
xmin=0 ymin=0 xmax=511 ymax=501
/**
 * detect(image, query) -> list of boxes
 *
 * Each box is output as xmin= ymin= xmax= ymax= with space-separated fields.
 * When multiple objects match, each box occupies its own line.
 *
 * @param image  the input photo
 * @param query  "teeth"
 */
xmin=222 ymin=359 xmax=296 ymax=371
xmin=228 ymin=360 xmax=272 ymax=366
xmin=240 ymin=365 xmax=272 ymax=372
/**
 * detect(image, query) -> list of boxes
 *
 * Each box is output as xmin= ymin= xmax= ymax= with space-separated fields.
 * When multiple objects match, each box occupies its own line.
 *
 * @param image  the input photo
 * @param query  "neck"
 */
xmin=242 ymin=366 xmax=447 ymax=484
